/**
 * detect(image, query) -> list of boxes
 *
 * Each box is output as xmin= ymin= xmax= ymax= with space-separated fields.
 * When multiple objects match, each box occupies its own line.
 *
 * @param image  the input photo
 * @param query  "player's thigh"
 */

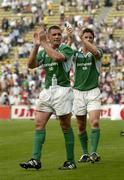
xmin=35 ymin=111 xmax=52 ymax=129
xmin=59 ymin=113 xmax=72 ymax=130
xmin=76 ymin=115 xmax=87 ymax=132
xmin=88 ymin=110 xmax=101 ymax=121
xmin=88 ymin=110 xmax=101 ymax=128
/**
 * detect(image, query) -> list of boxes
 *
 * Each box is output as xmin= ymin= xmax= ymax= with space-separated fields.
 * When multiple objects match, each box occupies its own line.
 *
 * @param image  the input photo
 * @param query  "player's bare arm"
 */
xmin=27 ymin=29 xmax=41 ymax=69
xmin=41 ymin=42 xmax=65 ymax=62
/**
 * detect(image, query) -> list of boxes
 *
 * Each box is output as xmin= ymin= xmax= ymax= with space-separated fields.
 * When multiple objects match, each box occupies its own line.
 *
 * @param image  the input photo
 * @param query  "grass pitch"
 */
xmin=0 ymin=119 xmax=124 ymax=180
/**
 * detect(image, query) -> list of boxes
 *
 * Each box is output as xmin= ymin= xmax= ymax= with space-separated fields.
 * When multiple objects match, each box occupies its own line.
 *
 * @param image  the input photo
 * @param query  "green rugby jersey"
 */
xmin=36 ymin=44 xmax=73 ymax=89
xmin=73 ymin=48 xmax=103 ymax=91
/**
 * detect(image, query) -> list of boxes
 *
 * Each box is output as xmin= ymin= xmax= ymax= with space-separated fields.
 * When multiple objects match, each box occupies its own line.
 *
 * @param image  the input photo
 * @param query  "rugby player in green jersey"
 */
xmin=67 ymin=27 xmax=103 ymax=163
xmin=20 ymin=25 xmax=76 ymax=170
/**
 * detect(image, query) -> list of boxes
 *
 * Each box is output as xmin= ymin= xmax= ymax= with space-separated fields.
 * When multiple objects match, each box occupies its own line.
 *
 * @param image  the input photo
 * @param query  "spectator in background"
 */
xmin=1 ymin=0 xmax=11 ymax=11
xmin=0 ymin=0 xmax=124 ymax=108
xmin=0 ymin=91 xmax=10 ymax=105
xmin=1 ymin=17 xmax=9 ymax=31
xmin=104 ymin=0 xmax=113 ymax=7
xmin=59 ymin=1 xmax=65 ymax=24
xmin=47 ymin=0 xmax=53 ymax=16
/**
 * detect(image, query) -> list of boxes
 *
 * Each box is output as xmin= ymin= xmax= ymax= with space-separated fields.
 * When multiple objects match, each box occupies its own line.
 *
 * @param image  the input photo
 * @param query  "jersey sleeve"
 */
xmin=59 ymin=44 xmax=74 ymax=60
xmin=97 ymin=48 xmax=103 ymax=59
xmin=73 ymin=50 xmax=78 ymax=61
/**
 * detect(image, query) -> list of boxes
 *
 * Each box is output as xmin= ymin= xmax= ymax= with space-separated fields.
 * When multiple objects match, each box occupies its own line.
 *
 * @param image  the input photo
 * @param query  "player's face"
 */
xmin=82 ymin=32 xmax=94 ymax=43
xmin=48 ymin=29 xmax=62 ymax=48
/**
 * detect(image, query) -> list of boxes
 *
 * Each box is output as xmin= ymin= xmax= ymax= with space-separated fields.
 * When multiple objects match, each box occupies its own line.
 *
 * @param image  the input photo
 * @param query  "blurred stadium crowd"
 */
xmin=0 ymin=0 xmax=124 ymax=105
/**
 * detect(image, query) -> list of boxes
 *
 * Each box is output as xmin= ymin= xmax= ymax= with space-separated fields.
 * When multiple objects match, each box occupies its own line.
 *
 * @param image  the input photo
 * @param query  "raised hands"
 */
xmin=65 ymin=23 xmax=73 ymax=46
xmin=33 ymin=26 xmax=47 ymax=47
xmin=65 ymin=23 xmax=73 ymax=38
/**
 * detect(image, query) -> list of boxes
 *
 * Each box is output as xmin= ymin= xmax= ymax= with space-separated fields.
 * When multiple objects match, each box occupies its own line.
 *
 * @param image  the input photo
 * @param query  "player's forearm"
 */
xmin=41 ymin=42 xmax=65 ymax=62
xmin=83 ymin=40 xmax=98 ymax=56
xmin=27 ymin=45 xmax=39 ymax=69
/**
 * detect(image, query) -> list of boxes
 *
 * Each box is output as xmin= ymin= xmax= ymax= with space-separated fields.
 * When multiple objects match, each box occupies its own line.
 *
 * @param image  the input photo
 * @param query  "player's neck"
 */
xmin=81 ymin=47 xmax=89 ymax=54
xmin=51 ymin=44 xmax=60 ymax=49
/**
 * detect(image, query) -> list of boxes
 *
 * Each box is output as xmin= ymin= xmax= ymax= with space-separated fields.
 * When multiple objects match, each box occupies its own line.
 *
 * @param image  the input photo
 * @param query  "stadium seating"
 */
xmin=105 ymin=2 xmax=124 ymax=39
xmin=0 ymin=0 xmax=123 ymax=105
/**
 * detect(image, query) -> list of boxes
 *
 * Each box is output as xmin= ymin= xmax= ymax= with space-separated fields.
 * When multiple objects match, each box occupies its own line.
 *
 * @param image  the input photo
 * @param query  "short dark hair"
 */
xmin=82 ymin=28 xmax=95 ymax=38
xmin=48 ymin=25 xmax=61 ymax=33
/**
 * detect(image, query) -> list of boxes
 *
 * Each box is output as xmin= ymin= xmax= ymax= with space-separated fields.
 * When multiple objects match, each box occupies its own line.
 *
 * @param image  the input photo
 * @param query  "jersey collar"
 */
xmin=79 ymin=47 xmax=91 ymax=57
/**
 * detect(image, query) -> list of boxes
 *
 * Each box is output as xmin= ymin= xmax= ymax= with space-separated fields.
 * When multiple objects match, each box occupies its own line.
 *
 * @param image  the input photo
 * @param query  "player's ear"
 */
xmin=46 ymin=35 xmax=50 ymax=43
xmin=33 ymin=32 xmax=38 ymax=38
xmin=79 ymin=31 xmax=83 ymax=40
xmin=47 ymin=33 xmax=50 ymax=40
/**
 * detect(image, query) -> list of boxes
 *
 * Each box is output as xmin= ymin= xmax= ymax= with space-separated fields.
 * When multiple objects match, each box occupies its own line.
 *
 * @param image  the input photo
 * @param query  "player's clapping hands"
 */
xmin=65 ymin=24 xmax=73 ymax=46
xmin=33 ymin=27 xmax=47 ymax=47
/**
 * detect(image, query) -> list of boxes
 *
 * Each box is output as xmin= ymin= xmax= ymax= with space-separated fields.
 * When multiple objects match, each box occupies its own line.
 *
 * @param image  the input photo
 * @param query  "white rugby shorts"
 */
xmin=35 ymin=85 xmax=74 ymax=116
xmin=73 ymin=87 xmax=101 ymax=116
